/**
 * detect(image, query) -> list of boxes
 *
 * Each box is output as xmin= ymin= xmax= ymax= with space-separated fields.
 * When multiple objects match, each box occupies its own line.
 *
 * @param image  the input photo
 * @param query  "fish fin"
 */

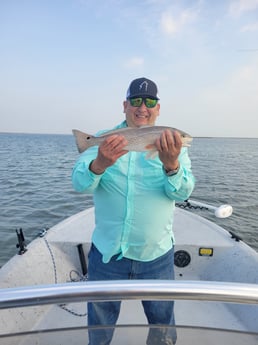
xmin=145 ymin=143 xmax=156 ymax=150
xmin=145 ymin=150 xmax=158 ymax=159
xmin=72 ymin=129 xmax=94 ymax=153
xmin=144 ymin=143 xmax=158 ymax=159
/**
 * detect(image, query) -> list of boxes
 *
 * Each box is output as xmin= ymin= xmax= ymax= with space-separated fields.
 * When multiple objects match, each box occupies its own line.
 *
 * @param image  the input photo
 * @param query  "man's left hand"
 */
xmin=155 ymin=129 xmax=182 ymax=171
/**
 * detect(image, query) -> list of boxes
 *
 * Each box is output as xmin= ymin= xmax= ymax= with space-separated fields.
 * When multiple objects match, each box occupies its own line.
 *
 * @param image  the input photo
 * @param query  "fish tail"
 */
xmin=72 ymin=129 xmax=95 ymax=153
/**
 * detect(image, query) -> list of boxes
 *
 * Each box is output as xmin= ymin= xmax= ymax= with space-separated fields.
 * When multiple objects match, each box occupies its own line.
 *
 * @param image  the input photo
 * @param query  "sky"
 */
xmin=0 ymin=0 xmax=258 ymax=137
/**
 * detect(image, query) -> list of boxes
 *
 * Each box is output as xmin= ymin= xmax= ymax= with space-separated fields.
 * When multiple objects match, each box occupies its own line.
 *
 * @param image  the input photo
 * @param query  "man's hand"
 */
xmin=155 ymin=129 xmax=182 ymax=171
xmin=90 ymin=135 xmax=128 ymax=174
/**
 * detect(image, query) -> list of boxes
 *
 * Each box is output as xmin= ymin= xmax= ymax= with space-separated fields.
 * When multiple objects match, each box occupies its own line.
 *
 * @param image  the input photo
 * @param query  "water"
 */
xmin=0 ymin=133 xmax=258 ymax=267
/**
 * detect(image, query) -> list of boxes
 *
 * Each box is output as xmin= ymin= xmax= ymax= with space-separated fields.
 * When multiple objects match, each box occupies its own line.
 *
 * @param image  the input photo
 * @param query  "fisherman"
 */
xmin=72 ymin=77 xmax=195 ymax=345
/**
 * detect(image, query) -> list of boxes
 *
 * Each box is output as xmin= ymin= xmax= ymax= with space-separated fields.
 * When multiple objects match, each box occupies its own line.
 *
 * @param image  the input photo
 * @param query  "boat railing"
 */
xmin=1 ymin=280 xmax=258 ymax=309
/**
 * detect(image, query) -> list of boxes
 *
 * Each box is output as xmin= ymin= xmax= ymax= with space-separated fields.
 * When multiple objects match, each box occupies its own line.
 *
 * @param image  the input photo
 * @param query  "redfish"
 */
xmin=72 ymin=126 xmax=192 ymax=157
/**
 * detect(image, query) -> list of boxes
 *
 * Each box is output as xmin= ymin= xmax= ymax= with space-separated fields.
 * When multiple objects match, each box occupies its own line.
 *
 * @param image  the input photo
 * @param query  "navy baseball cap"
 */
xmin=126 ymin=77 xmax=160 ymax=100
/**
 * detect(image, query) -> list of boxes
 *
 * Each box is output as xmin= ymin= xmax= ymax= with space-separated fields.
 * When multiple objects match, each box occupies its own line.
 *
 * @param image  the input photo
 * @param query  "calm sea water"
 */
xmin=0 ymin=133 xmax=258 ymax=267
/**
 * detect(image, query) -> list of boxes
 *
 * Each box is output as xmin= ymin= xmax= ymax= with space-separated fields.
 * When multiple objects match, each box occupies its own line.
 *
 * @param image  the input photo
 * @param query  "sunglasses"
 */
xmin=128 ymin=97 xmax=158 ymax=108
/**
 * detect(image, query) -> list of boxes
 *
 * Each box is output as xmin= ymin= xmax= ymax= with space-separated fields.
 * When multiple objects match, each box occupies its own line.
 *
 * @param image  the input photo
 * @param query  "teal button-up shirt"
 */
xmin=72 ymin=121 xmax=195 ymax=263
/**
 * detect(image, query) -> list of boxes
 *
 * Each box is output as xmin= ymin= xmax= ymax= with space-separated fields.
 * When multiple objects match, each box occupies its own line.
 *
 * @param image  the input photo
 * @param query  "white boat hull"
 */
xmin=0 ymin=207 xmax=258 ymax=344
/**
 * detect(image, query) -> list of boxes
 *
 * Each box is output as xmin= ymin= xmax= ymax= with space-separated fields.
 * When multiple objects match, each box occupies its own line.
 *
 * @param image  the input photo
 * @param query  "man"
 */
xmin=72 ymin=77 xmax=195 ymax=345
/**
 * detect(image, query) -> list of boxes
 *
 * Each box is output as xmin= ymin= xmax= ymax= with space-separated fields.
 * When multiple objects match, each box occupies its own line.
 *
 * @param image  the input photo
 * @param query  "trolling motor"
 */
xmin=16 ymin=228 xmax=27 ymax=255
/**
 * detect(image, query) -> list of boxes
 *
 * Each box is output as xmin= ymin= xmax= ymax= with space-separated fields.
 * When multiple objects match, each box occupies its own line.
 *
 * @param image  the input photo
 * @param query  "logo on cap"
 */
xmin=139 ymin=81 xmax=148 ymax=92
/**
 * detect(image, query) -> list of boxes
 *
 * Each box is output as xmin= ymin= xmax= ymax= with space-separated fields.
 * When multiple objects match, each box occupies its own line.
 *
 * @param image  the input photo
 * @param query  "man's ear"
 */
xmin=123 ymin=100 xmax=128 ymax=113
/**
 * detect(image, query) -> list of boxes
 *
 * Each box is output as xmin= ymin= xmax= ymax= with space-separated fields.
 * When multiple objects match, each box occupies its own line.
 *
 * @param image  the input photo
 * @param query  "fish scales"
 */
xmin=72 ymin=126 xmax=192 ymax=157
xmin=123 ymin=127 xmax=167 ymax=151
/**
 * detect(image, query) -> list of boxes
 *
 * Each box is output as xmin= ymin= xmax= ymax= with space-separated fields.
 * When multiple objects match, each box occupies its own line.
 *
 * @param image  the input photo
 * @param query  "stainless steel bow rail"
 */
xmin=1 ymin=280 xmax=258 ymax=309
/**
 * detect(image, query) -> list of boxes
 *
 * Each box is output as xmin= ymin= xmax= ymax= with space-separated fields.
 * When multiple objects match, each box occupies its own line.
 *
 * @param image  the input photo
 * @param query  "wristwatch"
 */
xmin=163 ymin=165 xmax=180 ymax=176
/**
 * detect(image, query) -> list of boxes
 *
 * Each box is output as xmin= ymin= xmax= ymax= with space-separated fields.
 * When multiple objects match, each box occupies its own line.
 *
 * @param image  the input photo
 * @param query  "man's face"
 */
xmin=123 ymin=98 xmax=160 ymax=128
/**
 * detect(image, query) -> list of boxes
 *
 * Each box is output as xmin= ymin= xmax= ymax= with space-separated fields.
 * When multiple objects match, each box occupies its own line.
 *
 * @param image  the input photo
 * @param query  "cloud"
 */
xmin=240 ymin=22 xmax=258 ymax=32
xmin=202 ymin=61 xmax=258 ymax=110
xmin=160 ymin=12 xmax=179 ymax=35
xmin=160 ymin=7 xmax=199 ymax=36
xmin=229 ymin=0 xmax=258 ymax=17
xmin=183 ymin=61 xmax=258 ymax=137
xmin=231 ymin=63 xmax=258 ymax=85
xmin=124 ymin=56 xmax=144 ymax=68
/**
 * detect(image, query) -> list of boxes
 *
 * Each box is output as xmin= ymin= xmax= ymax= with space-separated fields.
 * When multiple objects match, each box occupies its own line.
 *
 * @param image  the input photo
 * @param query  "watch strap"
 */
xmin=163 ymin=165 xmax=180 ymax=176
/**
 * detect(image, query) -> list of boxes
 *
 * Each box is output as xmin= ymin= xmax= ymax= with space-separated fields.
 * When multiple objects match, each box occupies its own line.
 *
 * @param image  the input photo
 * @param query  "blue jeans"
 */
xmin=87 ymin=244 xmax=177 ymax=345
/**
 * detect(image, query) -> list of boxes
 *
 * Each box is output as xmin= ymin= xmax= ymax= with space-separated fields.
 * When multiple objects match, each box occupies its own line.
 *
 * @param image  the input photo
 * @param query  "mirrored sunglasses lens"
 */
xmin=145 ymin=98 xmax=157 ymax=108
xmin=129 ymin=98 xmax=157 ymax=108
xmin=130 ymin=98 xmax=143 ymax=107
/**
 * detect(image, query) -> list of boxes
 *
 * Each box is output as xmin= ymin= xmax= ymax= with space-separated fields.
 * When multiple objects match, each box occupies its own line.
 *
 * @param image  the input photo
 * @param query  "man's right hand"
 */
xmin=89 ymin=135 xmax=128 ymax=174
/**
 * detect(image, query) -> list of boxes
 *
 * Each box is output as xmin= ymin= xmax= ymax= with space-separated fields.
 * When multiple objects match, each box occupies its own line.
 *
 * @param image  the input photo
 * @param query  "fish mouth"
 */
xmin=183 ymin=137 xmax=193 ymax=147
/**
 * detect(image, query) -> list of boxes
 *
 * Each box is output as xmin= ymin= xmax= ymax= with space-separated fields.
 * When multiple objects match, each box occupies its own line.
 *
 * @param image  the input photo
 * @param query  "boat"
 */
xmin=0 ymin=201 xmax=258 ymax=344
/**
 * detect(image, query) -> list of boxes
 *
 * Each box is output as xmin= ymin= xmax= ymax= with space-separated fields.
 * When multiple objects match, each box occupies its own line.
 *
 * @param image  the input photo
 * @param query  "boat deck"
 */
xmin=1 ymin=207 xmax=258 ymax=344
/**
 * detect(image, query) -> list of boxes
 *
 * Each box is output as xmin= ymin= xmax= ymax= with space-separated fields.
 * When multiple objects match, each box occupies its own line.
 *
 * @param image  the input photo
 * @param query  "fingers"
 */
xmin=155 ymin=130 xmax=182 ymax=169
xmin=95 ymin=134 xmax=128 ymax=172
xmin=103 ymin=135 xmax=128 ymax=155
xmin=156 ymin=130 xmax=182 ymax=151
xmin=90 ymin=135 xmax=128 ymax=174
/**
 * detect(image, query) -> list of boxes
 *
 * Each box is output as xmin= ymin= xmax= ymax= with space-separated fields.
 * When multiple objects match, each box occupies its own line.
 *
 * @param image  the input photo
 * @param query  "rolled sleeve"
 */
xmin=72 ymin=147 xmax=103 ymax=193
xmin=164 ymin=148 xmax=195 ymax=201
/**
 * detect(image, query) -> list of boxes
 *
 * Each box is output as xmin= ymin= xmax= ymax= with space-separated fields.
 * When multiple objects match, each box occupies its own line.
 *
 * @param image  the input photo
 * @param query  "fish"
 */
xmin=72 ymin=126 xmax=192 ymax=158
